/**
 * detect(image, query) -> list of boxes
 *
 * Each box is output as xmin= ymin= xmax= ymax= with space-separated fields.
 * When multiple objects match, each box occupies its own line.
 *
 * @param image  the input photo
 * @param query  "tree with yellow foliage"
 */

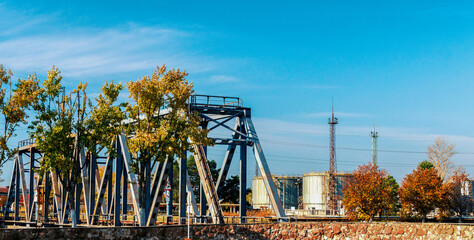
xmin=0 ymin=64 xmax=41 ymax=180
xmin=125 ymin=64 xmax=211 ymax=225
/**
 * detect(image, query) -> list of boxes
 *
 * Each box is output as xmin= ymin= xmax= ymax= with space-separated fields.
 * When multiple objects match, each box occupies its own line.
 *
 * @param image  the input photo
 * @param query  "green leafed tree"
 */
xmin=86 ymin=80 xmax=126 ymax=157
xmin=418 ymin=160 xmax=434 ymax=170
xmin=220 ymin=175 xmax=240 ymax=204
xmin=30 ymin=66 xmax=88 ymax=227
xmin=30 ymin=67 xmax=125 ymax=227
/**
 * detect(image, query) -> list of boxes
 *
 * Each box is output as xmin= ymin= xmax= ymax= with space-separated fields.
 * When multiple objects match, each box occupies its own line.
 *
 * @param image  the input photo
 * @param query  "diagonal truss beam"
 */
xmin=50 ymin=171 xmax=63 ymax=223
xmin=91 ymin=155 xmax=113 ymax=224
xmin=79 ymin=149 xmax=91 ymax=224
xmin=201 ymin=114 xmax=249 ymax=139
xmin=193 ymin=144 xmax=224 ymax=224
xmin=216 ymin=119 xmax=240 ymax=193
xmin=146 ymin=159 xmax=170 ymax=226
xmin=118 ymin=134 xmax=142 ymax=224
xmin=3 ymin=160 xmax=17 ymax=219
xmin=17 ymin=154 xmax=30 ymax=220
xmin=208 ymin=112 xmax=241 ymax=131
xmin=242 ymin=114 xmax=286 ymax=220
xmin=150 ymin=162 xmax=164 ymax=203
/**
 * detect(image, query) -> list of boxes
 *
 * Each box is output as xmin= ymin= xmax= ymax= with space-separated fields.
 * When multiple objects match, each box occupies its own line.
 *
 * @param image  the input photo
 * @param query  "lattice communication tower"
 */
xmin=328 ymin=106 xmax=338 ymax=213
xmin=370 ymin=123 xmax=378 ymax=164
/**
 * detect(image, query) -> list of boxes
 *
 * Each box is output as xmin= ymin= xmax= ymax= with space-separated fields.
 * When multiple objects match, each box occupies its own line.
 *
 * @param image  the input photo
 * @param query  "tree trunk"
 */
xmin=69 ymin=191 xmax=77 ymax=228
xmin=139 ymin=175 xmax=146 ymax=226
xmin=71 ymin=209 xmax=77 ymax=227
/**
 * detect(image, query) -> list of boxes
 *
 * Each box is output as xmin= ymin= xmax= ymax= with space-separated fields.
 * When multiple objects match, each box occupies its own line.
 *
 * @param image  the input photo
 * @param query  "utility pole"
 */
xmin=328 ymin=104 xmax=338 ymax=214
xmin=370 ymin=123 xmax=378 ymax=164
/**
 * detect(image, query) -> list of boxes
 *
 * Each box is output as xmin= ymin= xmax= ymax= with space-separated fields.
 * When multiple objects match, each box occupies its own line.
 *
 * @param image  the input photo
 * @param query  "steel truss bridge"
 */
xmin=1 ymin=94 xmax=286 ymax=227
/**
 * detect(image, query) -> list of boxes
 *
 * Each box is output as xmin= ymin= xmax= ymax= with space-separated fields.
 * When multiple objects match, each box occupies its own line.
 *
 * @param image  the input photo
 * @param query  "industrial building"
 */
xmin=251 ymin=107 xmax=352 ymax=215
xmin=302 ymin=172 xmax=350 ymax=215
xmin=252 ymin=172 xmax=350 ymax=215
xmin=252 ymin=175 xmax=302 ymax=210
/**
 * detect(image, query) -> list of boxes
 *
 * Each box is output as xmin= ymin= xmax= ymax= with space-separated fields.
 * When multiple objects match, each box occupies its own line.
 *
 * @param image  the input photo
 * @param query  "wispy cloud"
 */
xmin=0 ymin=6 xmax=227 ymax=79
xmin=209 ymin=75 xmax=240 ymax=83
xmin=0 ymin=26 xmax=218 ymax=78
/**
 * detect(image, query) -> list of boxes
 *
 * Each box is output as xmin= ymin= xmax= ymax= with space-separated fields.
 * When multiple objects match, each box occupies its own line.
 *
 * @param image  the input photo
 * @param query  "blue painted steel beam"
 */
xmin=88 ymin=155 xmax=96 ymax=223
xmin=179 ymin=151 xmax=187 ymax=224
xmin=122 ymin=157 xmax=128 ymax=222
xmin=114 ymin=139 xmax=123 ymax=226
xmin=216 ymin=120 xmax=241 ymax=194
xmin=200 ymin=145 xmax=208 ymax=220
xmin=239 ymin=141 xmax=247 ymax=223
xmin=15 ymin=159 xmax=20 ymax=221
xmin=242 ymin=109 xmax=287 ymax=220
xmin=44 ymin=173 xmax=50 ymax=222
xmin=166 ymin=163 xmax=173 ymax=223
xmin=29 ymin=150 xmax=34 ymax=221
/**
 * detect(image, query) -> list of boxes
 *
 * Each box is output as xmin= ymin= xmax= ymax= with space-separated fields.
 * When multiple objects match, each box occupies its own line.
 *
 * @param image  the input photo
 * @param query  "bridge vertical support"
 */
xmin=179 ymin=151 xmax=187 ymax=224
xmin=15 ymin=160 xmax=20 ymax=221
xmin=29 ymin=149 xmax=35 ymax=222
xmin=239 ymin=140 xmax=247 ymax=223
xmin=114 ymin=138 xmax=123 ymax=226
xmin=145 ymin=161 xmax=151 ymax=222
xmin=122 ymin=158 xmax=128 ymax=223
xmin=44 ymin=173 xmax=50 ymax=223
xmin=199 ymin=122 xmax=208 ymax=223
xmin=75 ymin=183 xmax=82 ymax=224
xmin=199 ymin=146 xmax=207 ymax=222
xmin=243 ymin=109 xmax=286 ymax=220
xmin=107 ymin=161 xmax=113 ymax=221
xmin=89 ymin=155 xmax=96 ymax=223
xmin=61 ymin=181 xmax=69 ymax=224
xmin=166 ymin=163 xmax=173 ymax=223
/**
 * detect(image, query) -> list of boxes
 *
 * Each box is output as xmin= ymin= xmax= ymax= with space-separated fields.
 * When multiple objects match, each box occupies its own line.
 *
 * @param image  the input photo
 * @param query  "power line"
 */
xmin=206 ymin=152 xmax=466 ymax=168
xmin=257 ymin=139 xmax=474 ymax=155
xmin=251 ymin=127 xmax=462 ymax=140
xmin=209 ymin=133 xmax=474 ymax=154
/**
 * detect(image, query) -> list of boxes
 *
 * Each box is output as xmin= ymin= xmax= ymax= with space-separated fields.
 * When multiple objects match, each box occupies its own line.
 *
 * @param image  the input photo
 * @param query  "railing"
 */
xmin=190 ymin=94 xmax=242 ymax=109
xmin=180 ymin=215 xmax=275 ymax=225
xmin=18 ymin=138 xmax=35 ymax=148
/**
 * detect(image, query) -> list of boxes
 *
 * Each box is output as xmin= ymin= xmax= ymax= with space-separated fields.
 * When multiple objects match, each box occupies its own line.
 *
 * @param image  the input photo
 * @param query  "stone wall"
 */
xmin=1 ymin=222 xmax=473 ymax=239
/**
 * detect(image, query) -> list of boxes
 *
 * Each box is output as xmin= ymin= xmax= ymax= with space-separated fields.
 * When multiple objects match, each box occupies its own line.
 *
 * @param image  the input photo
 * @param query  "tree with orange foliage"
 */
xmin=399 ymin=162 xmax=444 ymax=222
xmin=342 ymin=163 xmax=399 ymax=221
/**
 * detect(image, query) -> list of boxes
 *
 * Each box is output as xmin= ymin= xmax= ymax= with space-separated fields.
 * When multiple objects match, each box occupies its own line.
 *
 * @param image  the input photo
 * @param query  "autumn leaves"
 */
xmin=342 ymin=163 xmax=399 ymax=221
xmin=343 ymin=138 xmax=471 ymax=222
xmin=0 ymin=64 xmax=209 ymax=226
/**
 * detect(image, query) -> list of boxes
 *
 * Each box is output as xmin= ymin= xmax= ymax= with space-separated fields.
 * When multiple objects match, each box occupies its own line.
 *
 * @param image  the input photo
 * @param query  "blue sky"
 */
xmin=1 ymin=1 xmax=474 ymax=184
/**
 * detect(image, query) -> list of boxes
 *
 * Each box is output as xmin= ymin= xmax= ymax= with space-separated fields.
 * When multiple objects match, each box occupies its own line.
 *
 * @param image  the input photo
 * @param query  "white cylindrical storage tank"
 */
xmin=252 ymin=176 xmax=270 ymax=209
xmin=303 ymin=172 xmax=327 ymax=210
xmin=252 ymin=176 xmax=302 ymax=210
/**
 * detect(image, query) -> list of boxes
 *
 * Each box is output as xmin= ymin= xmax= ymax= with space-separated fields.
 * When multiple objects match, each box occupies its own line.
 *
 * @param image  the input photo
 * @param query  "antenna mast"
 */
xmin=370 ymin=123 xmax=378 ymax=164
xmin=328 ymin=102 xmax=338 ymax=213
